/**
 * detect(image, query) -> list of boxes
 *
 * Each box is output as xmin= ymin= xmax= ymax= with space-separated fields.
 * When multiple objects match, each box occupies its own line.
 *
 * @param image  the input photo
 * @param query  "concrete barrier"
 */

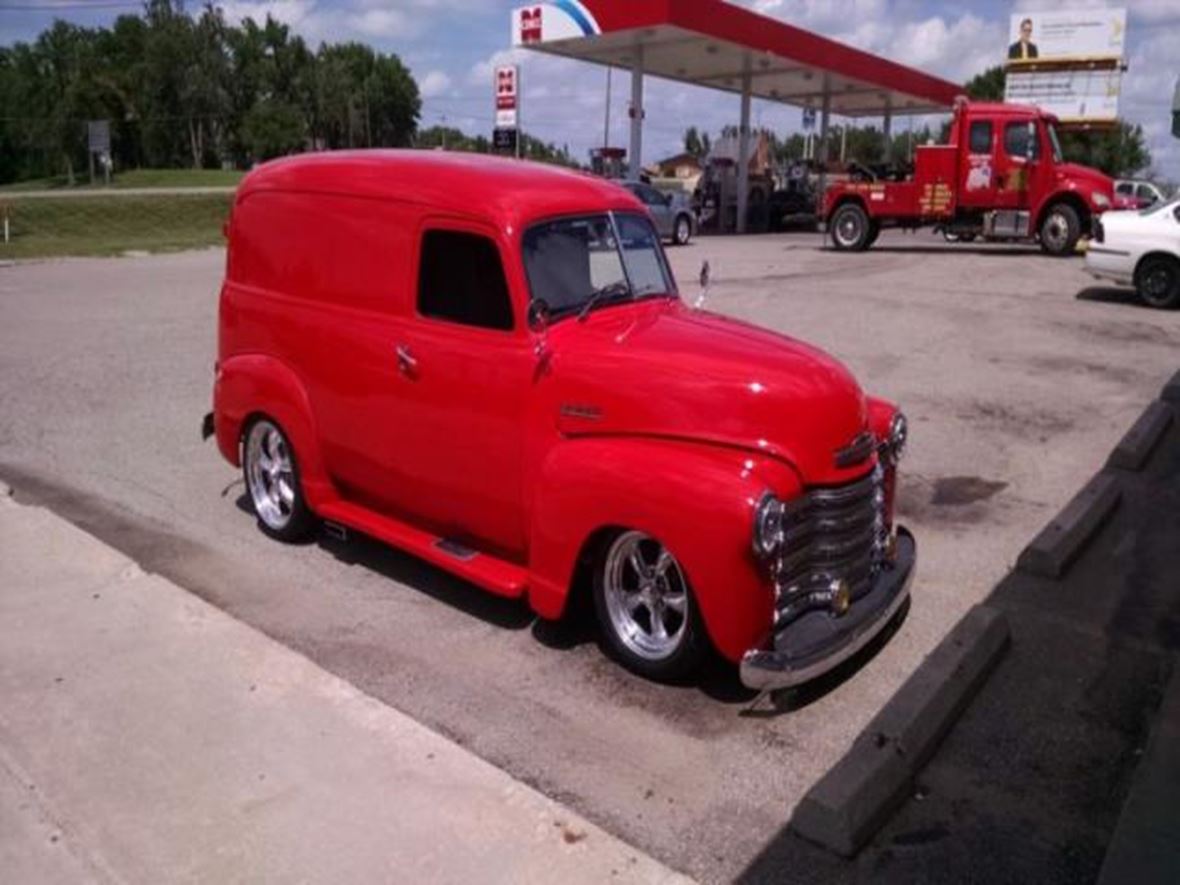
xmin=1016 ymin=472 xmax=1120 ymax=579
xmin=790 ymin=605 xmax=1010 ymax=856
xmin=1107 ymin=401 xmax=1173 ymax=472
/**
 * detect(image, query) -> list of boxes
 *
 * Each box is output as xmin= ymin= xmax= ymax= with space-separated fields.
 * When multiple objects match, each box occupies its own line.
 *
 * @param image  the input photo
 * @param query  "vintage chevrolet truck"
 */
xmin=207 ymin=151 xmax=914 ymax=691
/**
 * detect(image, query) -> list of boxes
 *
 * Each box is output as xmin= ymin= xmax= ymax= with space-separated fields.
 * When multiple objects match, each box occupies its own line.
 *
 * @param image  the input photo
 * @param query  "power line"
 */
xmin=0 ymin=2 xmax=141 ymax=9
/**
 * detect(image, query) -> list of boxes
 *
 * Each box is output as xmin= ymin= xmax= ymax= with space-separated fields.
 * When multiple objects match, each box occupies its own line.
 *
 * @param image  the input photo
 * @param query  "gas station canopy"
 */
xmin=511 ymin=0 xmax=961 ymax=117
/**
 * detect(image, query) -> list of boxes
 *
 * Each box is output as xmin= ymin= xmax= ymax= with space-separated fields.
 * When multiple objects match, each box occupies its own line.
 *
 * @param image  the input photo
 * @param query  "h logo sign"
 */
xmin=520 ymin=6 xmax=542 ymax=43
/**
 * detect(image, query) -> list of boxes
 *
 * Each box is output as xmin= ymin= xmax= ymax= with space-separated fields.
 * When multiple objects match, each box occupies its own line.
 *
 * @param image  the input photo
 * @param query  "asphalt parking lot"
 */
xmin=1 ymin=230 xmax=1178 ymax=882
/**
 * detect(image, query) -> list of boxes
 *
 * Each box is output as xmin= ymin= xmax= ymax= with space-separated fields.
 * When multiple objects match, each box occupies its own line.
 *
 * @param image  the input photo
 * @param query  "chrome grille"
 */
xmin=772 ymin=465 xmax=888 ymax=627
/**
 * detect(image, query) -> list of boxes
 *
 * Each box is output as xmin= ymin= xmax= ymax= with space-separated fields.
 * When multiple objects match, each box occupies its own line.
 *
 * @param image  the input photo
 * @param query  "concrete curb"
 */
xmin=1106 ymin=401 xmax=1173 ymax=472
xmin=1162 ymin=369 xmax=1180 ymax=404
xmin=790 ymin=604 xmax=1010 ymax=856
xmin=1097 ymin=663 xmax=1180 ymax=885
xmin=1016 ymin=472 xmax=1121 ymax=579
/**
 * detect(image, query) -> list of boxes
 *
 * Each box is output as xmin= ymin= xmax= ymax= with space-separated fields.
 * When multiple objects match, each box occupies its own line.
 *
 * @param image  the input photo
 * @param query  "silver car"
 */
xmin=621 ymin=181 xmax=695 ymax=246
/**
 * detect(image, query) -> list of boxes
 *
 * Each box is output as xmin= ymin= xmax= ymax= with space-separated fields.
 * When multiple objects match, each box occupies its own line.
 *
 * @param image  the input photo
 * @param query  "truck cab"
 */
xmin=824 ymin=99 xmax=1116 ymax=255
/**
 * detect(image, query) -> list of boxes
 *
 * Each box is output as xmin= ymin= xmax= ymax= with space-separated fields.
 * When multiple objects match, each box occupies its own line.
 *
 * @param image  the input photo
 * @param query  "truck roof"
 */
xmin=959 ymin=100 xmax=1056 ymax=121
xmin=237 ymin=150 xmax=643 ymax=232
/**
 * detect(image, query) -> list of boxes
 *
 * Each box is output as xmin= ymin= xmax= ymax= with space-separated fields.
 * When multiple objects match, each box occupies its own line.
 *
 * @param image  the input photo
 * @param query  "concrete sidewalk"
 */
xmin=0 ymin=482 xmax=689 ymax=884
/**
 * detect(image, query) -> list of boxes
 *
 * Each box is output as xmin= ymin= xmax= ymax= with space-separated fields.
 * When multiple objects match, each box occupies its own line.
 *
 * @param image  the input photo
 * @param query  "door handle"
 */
xmin=395 ymin=344 xmax=418 ymax=374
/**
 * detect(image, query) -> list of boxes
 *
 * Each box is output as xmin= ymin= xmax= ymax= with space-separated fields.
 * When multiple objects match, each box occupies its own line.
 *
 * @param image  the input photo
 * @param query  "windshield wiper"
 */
xmin=577 ymin=280 xmax=632 ymax=322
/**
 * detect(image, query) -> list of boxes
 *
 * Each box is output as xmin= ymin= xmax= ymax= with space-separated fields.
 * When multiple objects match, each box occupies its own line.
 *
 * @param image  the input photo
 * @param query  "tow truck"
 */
xmin=822 ymin=98 xmax=1117 ymax=256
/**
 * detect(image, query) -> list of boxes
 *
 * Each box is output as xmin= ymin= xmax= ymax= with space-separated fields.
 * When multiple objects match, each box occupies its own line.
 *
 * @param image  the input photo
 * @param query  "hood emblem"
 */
xmin=834 ymin=431 xmax=874 ymax=468
xmin=559 ymin=403 xmax=602 ymax=421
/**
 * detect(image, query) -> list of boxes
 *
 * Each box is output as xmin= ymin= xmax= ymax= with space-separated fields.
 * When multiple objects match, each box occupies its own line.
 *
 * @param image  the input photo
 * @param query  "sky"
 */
xmin=2 ymin=0 xmax=1178 ymax=180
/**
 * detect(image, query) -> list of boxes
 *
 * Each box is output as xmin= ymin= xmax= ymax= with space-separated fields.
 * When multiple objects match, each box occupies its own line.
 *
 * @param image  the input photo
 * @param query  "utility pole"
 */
xmin=603 ymin=66 xmax=612 ymax=148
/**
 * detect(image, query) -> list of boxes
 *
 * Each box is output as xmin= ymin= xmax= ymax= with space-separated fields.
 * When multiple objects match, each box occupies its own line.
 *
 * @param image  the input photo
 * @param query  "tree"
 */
xmin=1059 ymin=122 xmax=1151 ymax=178
xmin=965 ymin=66 xmax=1005 ymax=101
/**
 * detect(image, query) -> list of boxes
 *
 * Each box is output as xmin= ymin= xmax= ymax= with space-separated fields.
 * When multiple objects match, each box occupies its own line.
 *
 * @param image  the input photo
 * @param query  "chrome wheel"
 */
xmin=1042 ymin=212 xmax=1070 ymax=252
xmin=602 ymin=531 xmax=689 ymax=661
xmin=674 ymin=216 xmax=691 ymax=245
xmin=831 ymin=204 xmax=869 ymax=250
xmin=245 ymin=420 xmax=296 ymax=531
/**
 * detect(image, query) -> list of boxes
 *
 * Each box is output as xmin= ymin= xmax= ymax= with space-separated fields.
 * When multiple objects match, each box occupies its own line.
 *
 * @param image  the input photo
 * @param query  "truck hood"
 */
xmin=545 ymin=299 xmax=871 ymax=486
xmin=1055 ymin=162 xmax=1114 ymax=198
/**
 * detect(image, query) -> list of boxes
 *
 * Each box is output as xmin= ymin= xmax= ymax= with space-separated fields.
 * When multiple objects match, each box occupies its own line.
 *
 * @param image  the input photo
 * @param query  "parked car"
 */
xmin=1087 ymin=197 xmax=1180 ymax=309
xmin=619 ymin=180 xmax=695 ymax=245
xmin=205 ymin=151 xmax=914 ymax=691
xmin=1115 ymin=179 xmax=1169 ymax=208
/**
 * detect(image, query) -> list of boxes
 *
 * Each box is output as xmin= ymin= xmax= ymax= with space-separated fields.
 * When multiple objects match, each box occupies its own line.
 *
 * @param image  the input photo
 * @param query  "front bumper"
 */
xmin=740 ymin=527 xmax=916 ymax=691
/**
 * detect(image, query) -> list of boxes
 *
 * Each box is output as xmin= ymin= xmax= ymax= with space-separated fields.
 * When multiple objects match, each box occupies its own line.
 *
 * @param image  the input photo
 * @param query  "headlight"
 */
xmin=884 ymin=412 xmax=908 ymax=464
xmin=1092 ymin=192 xmax=1110 ymax=209
xmin=752 ymin=493 xmax=785 ymax=558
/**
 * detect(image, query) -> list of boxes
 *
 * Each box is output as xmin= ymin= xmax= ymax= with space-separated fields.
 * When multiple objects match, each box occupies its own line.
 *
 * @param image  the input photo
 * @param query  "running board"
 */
xmin=316 ymin=500 xmax=527 ymax=599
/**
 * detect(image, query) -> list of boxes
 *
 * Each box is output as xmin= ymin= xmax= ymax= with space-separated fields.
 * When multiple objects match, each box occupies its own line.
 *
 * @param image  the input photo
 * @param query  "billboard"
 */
xmin=1004 ymin=9 xmax=1127 ymax=126
xmin=1006 ymin=10 xmax=1126 ymax=63
xmin=1005 ymin=67 xmax=1122 ymax=125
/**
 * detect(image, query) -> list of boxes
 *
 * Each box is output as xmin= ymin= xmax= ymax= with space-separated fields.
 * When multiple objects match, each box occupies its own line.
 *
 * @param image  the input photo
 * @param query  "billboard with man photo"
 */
xmin=1006 ymin=10 xmax=1127 ymax=63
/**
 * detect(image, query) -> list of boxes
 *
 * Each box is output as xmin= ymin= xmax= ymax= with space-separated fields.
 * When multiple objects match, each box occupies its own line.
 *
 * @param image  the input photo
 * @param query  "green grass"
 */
xmin=0 ymin=167 xmax=243 ymax=192
xmin=0 ymin=192 xmax=232 ymax=258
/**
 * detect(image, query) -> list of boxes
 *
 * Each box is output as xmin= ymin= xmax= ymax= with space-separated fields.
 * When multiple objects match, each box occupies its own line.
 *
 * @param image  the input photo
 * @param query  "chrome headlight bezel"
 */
xmin=884 ymin=411 xmax=908 ymax=465
xmin=752 ymin=493 xmax=785 ymax=558
xmin=1092 ymin=191 xmax=1111 ymax=209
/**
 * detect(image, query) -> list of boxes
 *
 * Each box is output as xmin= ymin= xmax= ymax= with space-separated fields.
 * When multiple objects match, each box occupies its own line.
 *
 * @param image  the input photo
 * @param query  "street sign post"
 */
xmin=87 ymin=120 xmax=111 ymax=185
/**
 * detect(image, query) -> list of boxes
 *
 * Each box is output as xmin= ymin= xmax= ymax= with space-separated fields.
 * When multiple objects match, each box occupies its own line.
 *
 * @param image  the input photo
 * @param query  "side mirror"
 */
xmin=1173 ymin=206 xmax=1180 ymax=224
xmin=527 ymin=298 xmax=550 ymax=333
xmin=694 ymin=260 xmax=711 ymax=309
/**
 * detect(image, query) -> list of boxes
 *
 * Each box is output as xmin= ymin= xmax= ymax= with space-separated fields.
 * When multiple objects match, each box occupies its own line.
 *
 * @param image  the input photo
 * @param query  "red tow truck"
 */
xmin=822 ymin=99 xmax=1118 ymax=256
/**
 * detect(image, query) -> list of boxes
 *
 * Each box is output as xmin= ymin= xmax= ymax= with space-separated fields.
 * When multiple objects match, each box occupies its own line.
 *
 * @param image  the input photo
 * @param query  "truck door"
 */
xmin=384 ymin=222 xmax=532 ymax=557
xmin=957 ymin=116 xmax=1000 ymax=211
xmin=995 ymin=120 xmax=1037 ymax=212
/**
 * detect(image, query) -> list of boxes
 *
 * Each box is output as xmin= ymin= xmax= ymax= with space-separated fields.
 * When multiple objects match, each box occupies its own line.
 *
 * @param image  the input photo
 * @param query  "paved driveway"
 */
xmin=1 ymin=232 xmax=1176 ymax=882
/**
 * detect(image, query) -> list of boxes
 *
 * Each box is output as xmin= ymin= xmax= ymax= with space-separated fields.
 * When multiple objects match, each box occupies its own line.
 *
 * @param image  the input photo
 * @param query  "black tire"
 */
xmin=592 ymin=529 xmax=709 ymax=682
xmin=672 ymin=214 xmax=692 ymax=246
xmin=865 ymin=222 xmax=881 ymax=248
xmin=1039 ymin=203 xmax=1081 ymax=256
xmin=241 ymin=416 xmax=316 ymax=542
xmin=1134 ymin=255 xmax=1180 ymax=309
xmin=830 ymin=203 xmax=872 ymax=251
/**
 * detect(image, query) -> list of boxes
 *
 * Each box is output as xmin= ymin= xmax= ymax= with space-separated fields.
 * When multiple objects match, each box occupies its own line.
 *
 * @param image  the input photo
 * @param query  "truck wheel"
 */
xmin=672 ymin=214 xmax=692 ymax=246
xmin=1039 ymin=204 xmax=1081 ymax=256
xmin=831 ymin=203 xmax=872 ymax=251
xmin=242 ymin=417 xmax=316 ymax=542
xmin=1134 ymin=256 xmax=1180 ymax=309
xmin=593 ymin=530 xmax=708 ymax=682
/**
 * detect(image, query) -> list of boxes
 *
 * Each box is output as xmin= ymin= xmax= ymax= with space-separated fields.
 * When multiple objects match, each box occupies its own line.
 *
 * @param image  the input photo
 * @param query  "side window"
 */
xmin=1004 ymin=122 xmax=1039 ymax=160
xmin=968 ymin=121 xmax=992 ymax=154
xmin=1115 ymin=182 xmax=1133 ymax=196
xmin=640 ymin=185 xmax=665 ymax=207
xmin=1137 ymin=184 xmax=1156 ymax=202
xmin=417 ymin=230 xmax=514 ymax=331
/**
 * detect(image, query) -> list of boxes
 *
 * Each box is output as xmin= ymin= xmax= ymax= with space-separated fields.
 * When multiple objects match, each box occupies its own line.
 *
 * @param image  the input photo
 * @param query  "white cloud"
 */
xmin=418 ymin=69 xmax=453 ymax=98
xmin=345 ymin=8 xmax=411 ymax=38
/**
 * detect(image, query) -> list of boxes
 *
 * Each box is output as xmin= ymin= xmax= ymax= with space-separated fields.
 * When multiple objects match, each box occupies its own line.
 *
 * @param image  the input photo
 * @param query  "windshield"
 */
xmin=522 ymin=212 xmax=675 ymax=320
xmin=1046 ymin=121 xmax=1063 ymax=163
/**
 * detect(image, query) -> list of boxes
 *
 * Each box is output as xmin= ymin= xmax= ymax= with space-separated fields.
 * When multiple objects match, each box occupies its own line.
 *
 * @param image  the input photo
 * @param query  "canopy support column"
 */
xmin=627 ymin=47 xmax=644 ymax=181
xmin=736 ymin=67 xmax=752 ymax=234
xmin=882 ymin=100 xmax=893 ymax=165
xmin=817 ymin=81 xmax=831 ymax=221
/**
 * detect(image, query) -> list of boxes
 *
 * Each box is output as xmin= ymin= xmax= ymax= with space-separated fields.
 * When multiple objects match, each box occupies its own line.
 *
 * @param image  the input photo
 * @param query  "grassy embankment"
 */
xmin=0 ymin=169 xmax=241 ymax=259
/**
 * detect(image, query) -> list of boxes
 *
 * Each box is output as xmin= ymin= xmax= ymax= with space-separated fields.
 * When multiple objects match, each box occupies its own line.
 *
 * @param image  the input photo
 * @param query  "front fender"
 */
xmin=213 ymin=353 xmax=334 ymax=509
xmin=527 ymin=436 xmax=801 ymax=663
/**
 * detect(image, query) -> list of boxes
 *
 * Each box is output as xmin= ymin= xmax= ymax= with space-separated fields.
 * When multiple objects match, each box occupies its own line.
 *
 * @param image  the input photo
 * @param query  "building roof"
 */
xmin=513 ymin=0 xmax=961 ymax=117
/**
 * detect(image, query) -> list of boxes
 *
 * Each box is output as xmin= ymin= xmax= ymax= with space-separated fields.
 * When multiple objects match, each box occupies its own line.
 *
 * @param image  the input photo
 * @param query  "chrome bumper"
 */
xmin=740 ymin=527 xmax=915 ymax=692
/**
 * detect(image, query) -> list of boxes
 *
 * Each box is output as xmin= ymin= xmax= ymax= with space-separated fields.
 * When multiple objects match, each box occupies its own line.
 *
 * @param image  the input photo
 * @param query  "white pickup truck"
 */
xmin=1087 ymin=197 xmax=1180 ymax=309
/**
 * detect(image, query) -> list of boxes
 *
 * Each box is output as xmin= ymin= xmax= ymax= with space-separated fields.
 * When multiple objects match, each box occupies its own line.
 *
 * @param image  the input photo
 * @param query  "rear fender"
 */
xmin=527 ymin=436 xmax=801 ymax=663
xmin=214 ymin=354 xmax=333 ymax=509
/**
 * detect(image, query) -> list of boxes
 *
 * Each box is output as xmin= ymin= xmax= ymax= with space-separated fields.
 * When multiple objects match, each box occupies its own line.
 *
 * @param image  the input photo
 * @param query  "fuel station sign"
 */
xmin=494 ymin=64 xmax=520 ymax=155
